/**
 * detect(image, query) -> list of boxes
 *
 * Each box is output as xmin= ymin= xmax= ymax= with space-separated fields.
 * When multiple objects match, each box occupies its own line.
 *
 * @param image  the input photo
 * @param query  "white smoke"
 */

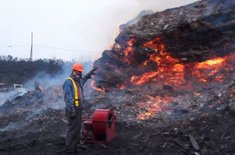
xmin=0 ymin=0 xmax=197 ymax=61
xmin=23 ymin=61 xmax=93 ymax=90
xmin=0 ymin=91 xmax=17 ymax=106
xmin=0 ymin=61 xmax=93 ymax=109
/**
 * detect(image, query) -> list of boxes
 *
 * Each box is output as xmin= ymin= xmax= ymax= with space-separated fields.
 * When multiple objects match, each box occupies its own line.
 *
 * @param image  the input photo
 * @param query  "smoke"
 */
xmin=0 ymin=61 xmax=95 ymax=133
xmin=0 ymin=60 xmax=93 ymax=109
xmin=69 ymin=0 xmax=198 ymax=61
xmin=23 ymin=61 xmax=93 ymax=90
xmin=0 ymin=0 xmax=197 ymax=61
xmin=0 ymin=91 xmax=19 ymax=106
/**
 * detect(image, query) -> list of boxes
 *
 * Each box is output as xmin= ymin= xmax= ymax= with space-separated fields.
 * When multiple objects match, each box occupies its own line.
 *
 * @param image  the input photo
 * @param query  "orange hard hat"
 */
xmin=72 ymin=63 xmax=83 ymax=72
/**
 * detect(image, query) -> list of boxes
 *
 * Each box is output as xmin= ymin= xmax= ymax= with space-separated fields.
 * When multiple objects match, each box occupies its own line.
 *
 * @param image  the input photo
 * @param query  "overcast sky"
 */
xmin=0 ymin=0 xmax=197 ymax=61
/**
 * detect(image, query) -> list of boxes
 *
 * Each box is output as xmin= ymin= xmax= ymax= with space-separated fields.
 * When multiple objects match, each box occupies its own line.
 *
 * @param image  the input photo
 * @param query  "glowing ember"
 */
xmin=198 ymin=58 xmax=225 ymax=67
xmin=123 ymin=38 xmax=136 ymax=64
xmin=124 ymin=47 xmax=133 ymax=56
xmin=91 ymin=80 xmax=105 ymax=93
xmin=137 ymin=95 xmax=174 ymax=120
xmin=118 ymin=84 xmax=126 ymax=90
xmin=130 ymin=37 xmax=235 ymax=86
xmin=131 ymin=37 xmax=185 ymax=86
xmin=131 ymin=72 xmax=158 ymax=85
xmin=193 ymin=57 xmax=226 ymax=82
xmin=192 ymin=53 xmax=235 ymax=83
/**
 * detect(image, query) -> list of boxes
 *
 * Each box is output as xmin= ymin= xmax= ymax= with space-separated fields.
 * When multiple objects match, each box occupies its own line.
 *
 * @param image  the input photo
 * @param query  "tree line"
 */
xmin=0 ymin=55 xmax=66 ymax=84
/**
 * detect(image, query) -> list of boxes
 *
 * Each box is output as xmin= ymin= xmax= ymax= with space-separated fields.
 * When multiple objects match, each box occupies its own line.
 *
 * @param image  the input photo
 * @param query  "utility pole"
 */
xmin=30 ymin=32 xmax=33 ymax=61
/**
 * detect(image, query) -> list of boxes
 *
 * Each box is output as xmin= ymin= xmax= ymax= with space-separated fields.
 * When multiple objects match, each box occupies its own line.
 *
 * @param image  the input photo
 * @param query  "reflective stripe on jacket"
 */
xmin=63 ymin=75 xmax=89 ymax=112
xmin=67 ymin=77 xmax=80 ymax=107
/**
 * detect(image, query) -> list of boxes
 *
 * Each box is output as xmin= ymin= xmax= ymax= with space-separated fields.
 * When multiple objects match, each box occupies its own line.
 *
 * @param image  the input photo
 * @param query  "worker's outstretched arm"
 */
xmin=81 ymin=67 xmax=97 ymax=86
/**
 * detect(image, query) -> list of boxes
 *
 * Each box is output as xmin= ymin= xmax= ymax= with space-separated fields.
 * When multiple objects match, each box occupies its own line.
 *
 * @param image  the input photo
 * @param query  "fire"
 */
xmin=131 ymin=37 xmax=185 ymax=86
xmin=131 ymin=72 xmax=158 ymax=85
xmin=123 ymin=38 xmax=136 ymax=64
xmin=91 ymin=80 xmax=105 ymax=93
xmin=192 ymin=53 xmax=235 ymax=83
xmin=134 ymin=53 xmax=234 ymax=121
xmin=129 ymin=37 xmax=235 ymax=86
xmin=137 ymin=95 xmax=174 ymax=120
xmin=193 ymin=57 xmax=226 ymax=82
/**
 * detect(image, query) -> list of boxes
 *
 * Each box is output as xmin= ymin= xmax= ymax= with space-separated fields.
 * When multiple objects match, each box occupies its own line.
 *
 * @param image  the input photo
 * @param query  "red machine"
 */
xmin=80 ymin=109 xmax=116 ymax=144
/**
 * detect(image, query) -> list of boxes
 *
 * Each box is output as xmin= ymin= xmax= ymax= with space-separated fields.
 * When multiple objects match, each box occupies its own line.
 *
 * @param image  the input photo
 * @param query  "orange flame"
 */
xmin=131 ymin=72 xmax=158 ymax=85
xmin=131 ymin=37 xmax=185 ymax=86
xmin=123 ymin=38 xmax=136 ymax=64
xmin=137 ymin=95 xmax=174 ymax=120
xmin=91 ymin=80 xmax=105 ymax=93
xmin=193 ymin=57 xmax=226 ymax=82
xmin=130 ymin=37 xmax=235 ymax=86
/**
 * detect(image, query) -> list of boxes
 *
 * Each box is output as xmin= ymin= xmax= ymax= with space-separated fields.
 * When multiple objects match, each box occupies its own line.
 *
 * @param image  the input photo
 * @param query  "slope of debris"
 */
xmin=0 ymin=87 xmax=66 ymax=151
xmin=118 ymin=0 xmax=235 ymax=60
xmin=94 ymin=0 xmax=235 ymax=89
xmin=90 ymin=0 xmax=235 ymax=123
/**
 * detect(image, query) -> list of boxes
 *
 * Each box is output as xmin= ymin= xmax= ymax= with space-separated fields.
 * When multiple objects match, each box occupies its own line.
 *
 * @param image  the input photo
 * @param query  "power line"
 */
xmin=0 ymin=44 xmax=100 ymax=53
xmin=35 ymin=44 xmax=91 ymax=52
xmin=0 ymin=45 xmax=29 ymax=47
xmin=0 ymin=44 xmax=93 ymax=53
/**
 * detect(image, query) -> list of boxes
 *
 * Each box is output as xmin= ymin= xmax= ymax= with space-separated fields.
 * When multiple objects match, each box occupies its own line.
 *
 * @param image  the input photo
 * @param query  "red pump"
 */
xmin=81 ymin=109 xmax=116 ymax=144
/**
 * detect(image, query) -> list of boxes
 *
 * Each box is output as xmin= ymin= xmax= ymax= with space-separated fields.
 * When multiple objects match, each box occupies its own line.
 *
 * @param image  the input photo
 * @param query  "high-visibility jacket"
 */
xmin=63 ymin=75 xmax=89 ymax=112
xmin=67 ymin=77 xmax=80 ymax=107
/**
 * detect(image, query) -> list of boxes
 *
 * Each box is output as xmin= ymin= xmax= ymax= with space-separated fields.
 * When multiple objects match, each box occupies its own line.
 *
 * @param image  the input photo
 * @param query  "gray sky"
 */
xmin=0 ymin=0 xmax=197 ymax=61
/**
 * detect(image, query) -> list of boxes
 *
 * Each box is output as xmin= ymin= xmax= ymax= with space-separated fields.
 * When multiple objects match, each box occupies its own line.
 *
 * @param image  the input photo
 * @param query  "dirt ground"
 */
xmin=0 ymin=107 xmax=235 ymax=155
xmin=0 ymin=80 xmax=234 ymax=155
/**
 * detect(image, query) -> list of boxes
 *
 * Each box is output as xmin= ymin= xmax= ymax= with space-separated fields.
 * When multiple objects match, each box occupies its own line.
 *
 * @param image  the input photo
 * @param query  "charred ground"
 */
xmin=0 ymin=84 xmax=235 ymax=155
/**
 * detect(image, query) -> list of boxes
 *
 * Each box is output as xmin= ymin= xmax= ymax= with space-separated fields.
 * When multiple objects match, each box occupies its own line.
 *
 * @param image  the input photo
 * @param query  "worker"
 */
xmin=63 ymin=63 xmax=96 ymax=154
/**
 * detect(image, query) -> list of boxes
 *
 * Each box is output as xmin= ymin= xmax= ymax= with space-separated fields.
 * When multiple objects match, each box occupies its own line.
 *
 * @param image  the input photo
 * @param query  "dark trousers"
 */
xmin=65 ymin=107 xmax=83 ymax=153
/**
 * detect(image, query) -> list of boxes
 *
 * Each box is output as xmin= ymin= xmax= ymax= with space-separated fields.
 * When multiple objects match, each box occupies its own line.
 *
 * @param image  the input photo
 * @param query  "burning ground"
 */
xmin=1 ymin=0 xmax=235 ymax=154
